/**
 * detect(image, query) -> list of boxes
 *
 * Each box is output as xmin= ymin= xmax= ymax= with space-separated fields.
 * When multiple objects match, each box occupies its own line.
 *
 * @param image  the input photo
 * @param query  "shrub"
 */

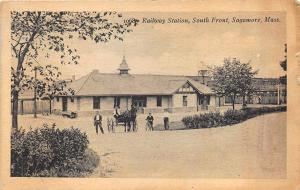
xmin=223 ymin=109 xmax=247 ymax=124
xmin=11 ymin=124 xmax=99 ymax=177
xmin=182 ymin=116 xmax=193 ymax=128
xmin=182 ymin=112 xmax=223 ymax=129
xmin=242 ymin=106 xmax=287 ymax=118
xmin=182 ymin=106 xmax=286 ymax=129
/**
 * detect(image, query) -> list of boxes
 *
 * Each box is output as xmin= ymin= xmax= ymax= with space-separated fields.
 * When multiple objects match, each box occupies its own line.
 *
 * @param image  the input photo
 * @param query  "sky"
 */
xmin=34 ymin=12 xmax=286 ymax=79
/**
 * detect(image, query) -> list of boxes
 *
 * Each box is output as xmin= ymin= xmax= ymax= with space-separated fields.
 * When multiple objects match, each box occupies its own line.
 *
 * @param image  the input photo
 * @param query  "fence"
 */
xmin=12 ymin=100 xmax=50 ymax=115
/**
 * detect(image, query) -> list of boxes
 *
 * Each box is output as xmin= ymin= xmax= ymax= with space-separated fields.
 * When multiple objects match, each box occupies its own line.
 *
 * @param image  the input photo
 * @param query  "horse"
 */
xmin=114 ymin=108 xmax=137 ymax=132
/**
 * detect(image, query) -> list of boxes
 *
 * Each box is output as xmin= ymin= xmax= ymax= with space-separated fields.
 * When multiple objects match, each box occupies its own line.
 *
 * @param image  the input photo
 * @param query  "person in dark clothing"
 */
xmin=130 ymin=104 xmax=137 ymax=115
xmin=163 ymin=111 xmax=170 ymax=130
xmin=130 ymin=104 xmax=138 ymax=130
xmin=163 ymin=117 xmax=169 ymax=130
xmin=94 ymin=111 xmax=104 ymax=134
xmin=146 ymin=113 xmax=154 ymax=131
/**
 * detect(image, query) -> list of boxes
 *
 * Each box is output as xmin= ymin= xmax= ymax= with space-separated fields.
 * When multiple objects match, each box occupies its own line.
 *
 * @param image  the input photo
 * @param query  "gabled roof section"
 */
xmin=66 ymin=71 xmax=214 ymax=96
xmin=172 ymin=80 xmax=213 ymax=95
xmin=188 ymin=80 xmax=214 ymax=94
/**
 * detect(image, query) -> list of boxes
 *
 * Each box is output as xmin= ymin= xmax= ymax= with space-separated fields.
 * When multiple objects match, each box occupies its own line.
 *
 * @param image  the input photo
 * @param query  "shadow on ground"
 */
xmin=154 ymin=121 xmax=186 ymax=131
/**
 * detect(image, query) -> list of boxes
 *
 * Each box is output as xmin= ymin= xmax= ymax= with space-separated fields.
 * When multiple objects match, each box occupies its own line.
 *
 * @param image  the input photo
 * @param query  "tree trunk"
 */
xmin=33 ymin=98 xmax=37 ymax=118
xmin=21 ymin=100 xmax=24 ymax=115
xmin=33 ymin=67 xmax=37 ymax=118
xmin=242 ymin=95 xmax=246 ymax=107
xmin=11 ymin=28 xmax=39 ymax=130
xmin=231 ymin=95 xmax=235 ymax=110
xmin=12 ymin=91 xmax=19 ymax=130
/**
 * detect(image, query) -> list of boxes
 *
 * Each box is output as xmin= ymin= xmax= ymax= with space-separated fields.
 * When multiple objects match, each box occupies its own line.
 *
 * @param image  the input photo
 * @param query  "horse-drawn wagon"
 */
xmin=107 ymin=108 xmax=138 ymax=132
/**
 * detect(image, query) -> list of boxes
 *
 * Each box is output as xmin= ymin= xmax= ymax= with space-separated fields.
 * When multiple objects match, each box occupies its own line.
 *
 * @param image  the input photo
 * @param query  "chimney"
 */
xmin=198 ymin=69 xmax=208 ymax=77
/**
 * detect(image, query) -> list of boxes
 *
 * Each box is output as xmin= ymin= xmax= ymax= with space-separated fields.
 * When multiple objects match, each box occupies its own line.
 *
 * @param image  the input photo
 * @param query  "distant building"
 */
xmin=187 ymin=70 xmax=287 ymax=105
xmin=251 ymin=78 xmax=286 ymax=104
xmin=53 ymin=57 xmax=217 ymax=116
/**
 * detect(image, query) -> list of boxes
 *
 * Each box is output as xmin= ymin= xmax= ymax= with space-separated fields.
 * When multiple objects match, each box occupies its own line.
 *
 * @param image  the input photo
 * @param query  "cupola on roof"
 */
xmin=118 ymin=56 xmax=130 ymax=74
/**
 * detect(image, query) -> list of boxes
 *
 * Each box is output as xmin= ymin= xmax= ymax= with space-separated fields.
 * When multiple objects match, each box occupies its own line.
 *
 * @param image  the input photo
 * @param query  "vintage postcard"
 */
xmin=0 ymin=0 xmax=300 ymax=189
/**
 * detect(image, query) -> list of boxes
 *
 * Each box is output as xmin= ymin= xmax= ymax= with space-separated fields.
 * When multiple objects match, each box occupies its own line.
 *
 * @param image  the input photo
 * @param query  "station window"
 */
xmin=183 ymin=96 xmax=188 ymax=107
xmin=114 ymin=97 xmax=120 ymax=108
xmin=93 ymin=97 xmax=100 ymax=109
xmin=157 ymin=96 xmax=162 ymax=107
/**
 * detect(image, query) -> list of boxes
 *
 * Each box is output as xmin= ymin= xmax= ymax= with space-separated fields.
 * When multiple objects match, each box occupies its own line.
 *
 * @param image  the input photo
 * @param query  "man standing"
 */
xmin=94 ymin=111 xmax=104 ymax=134
xmin=163 ymin=111 xmax=170 ymax=130
xmin=130 ymin=104 xmax=137 ymax=131
xmin=146 ymin=113 xmax=154 ymax=131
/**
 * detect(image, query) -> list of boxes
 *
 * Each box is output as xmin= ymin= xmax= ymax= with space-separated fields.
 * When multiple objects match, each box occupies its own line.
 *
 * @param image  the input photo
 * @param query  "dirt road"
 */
xmin=19 ymin=112 xmax=286 ymax=178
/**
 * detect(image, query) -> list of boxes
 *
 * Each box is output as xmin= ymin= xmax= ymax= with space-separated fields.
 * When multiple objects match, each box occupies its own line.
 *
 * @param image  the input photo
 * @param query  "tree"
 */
xmin=11 ymin=11 xmax=138 ymax=130
xmin=279 ymin=43 xmax=287 ymax=84
xmin=40 ymin=78 xmax=75 ymax=115
xmin=21 ymin=64 xmax=74 ymax=115
xmin=212 ymin=58 xmax=258 ymax=110
xmin=280 ymin=43 xmax=287 ymax=72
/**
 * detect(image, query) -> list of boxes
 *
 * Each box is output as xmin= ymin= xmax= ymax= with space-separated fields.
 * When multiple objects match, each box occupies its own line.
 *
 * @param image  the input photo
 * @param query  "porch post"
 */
xmin=197 ymin=95 xmax=199 ymax=112
xmin=204 ymin=96 xmax=207 ymax=110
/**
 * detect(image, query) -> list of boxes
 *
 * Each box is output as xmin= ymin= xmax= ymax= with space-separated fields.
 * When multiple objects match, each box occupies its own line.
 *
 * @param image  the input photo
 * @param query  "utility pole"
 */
xmin=199 ymin=69 xmax=208 ymax=85
xmin=199 ymin=61 xmax=208 ymax=85
xmin=33 ymin=66 xmax=40 ymax=118
xmin=31 ymin=57 xmax=42 ymax=118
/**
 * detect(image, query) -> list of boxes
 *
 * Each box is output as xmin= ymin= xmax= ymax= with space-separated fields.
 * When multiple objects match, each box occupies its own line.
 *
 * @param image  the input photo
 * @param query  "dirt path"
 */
xmin=19 ymin=112 xmax=286 ymax=178
xmin=89 ymin=112 xmax=286 ymax=178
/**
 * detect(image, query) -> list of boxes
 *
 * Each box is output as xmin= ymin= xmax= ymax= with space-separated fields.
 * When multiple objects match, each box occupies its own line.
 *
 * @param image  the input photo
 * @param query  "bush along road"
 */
xmin=182 ymin=106 xmax=286 ymax=129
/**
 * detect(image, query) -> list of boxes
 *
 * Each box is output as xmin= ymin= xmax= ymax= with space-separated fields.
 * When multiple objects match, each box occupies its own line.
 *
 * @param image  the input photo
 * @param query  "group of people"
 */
xmin=93 ymin=110 xmax=119 ymax=135
xmin=144 ymin=112 xmax=170 ymax=131
xmin=93 ymin=106 xmax=170 ymax=134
